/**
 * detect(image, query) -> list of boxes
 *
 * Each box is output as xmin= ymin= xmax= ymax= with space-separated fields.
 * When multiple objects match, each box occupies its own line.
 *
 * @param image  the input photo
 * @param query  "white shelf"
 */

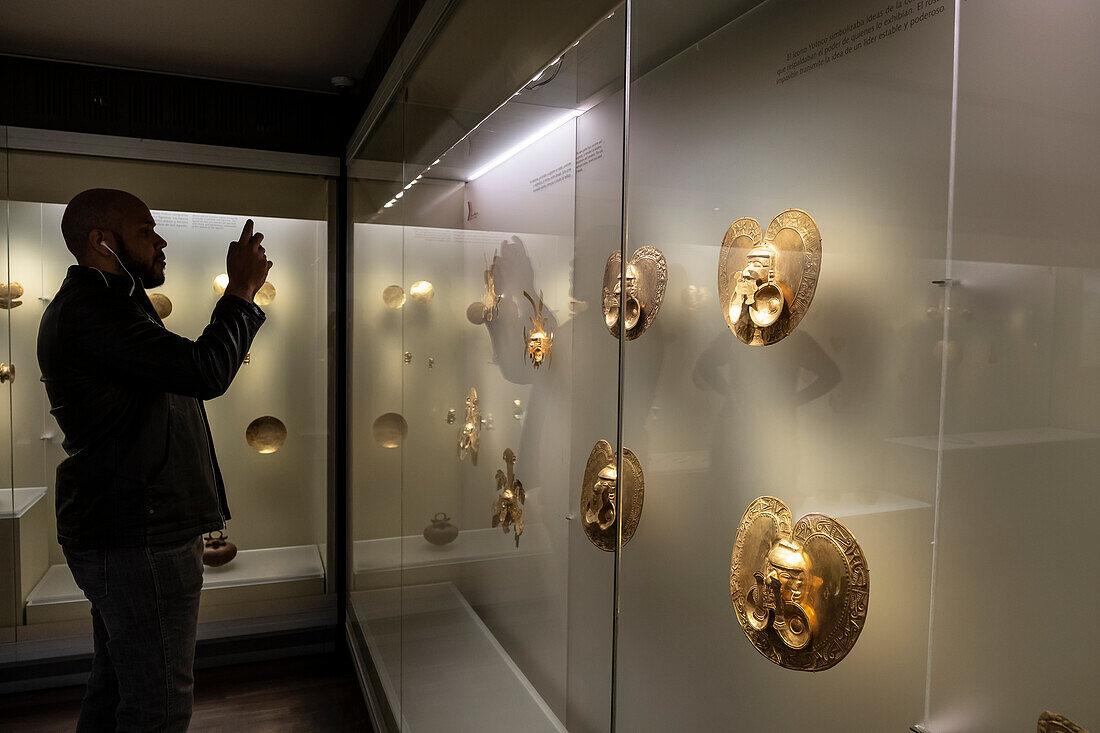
xmin=0 ymin=487 xmax=47 ymax=520
xmin=351 ymin=582 xmax=566 ymax=733
xmin=25 ymin=545 xmax=325 ymax=621
xmin=353 ymin=524 xmax=551 ymax=575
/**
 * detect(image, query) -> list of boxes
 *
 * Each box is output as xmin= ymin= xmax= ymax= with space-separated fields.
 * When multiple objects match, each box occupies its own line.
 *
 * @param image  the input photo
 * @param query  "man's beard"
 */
xmin=115 ymin=234 xmax=165 ymax=288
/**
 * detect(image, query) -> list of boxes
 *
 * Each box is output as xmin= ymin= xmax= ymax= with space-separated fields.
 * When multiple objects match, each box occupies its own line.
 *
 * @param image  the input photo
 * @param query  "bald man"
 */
xmin=37 ymin=189 xmax=272 ymax=732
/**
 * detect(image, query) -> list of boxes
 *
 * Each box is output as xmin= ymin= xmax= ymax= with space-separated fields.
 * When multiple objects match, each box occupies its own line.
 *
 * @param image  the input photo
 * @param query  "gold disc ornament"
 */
xmin=245 ymin=416 xmax=287 ymax=454
xmin=372 ymin=412 xmax=408 ymax=448
xmin=718 ymin=209 xmax=821 ymax=345
xmin=580 ymin=440 xmax=645 ymax=551
xmin=602 ymin=246 xmax=667 ymax=340
xmin=254 ymin=281 xmax=276 ymax=307
xmin=730 ymin=496 xmax=868 ymax=671
xmin=148 ymin=293 xmax=173 ymax=319
xmin=382 ymin=285 xmax=406 ymax=309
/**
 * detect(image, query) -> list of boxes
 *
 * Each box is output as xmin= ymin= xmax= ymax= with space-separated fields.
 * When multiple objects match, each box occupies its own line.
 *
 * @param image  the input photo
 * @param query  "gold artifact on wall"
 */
xmin=148 ymin=293 xmax=173 ymax=319
xmin=410 ymin=280 xmax=435 ymax=304
xmin=245 ymin=416 xmax=287 ymax=454
xmin=382 ymin=285 xmax=406 ymax=308
xmin=202 ymin=531 xmax=237 ymax=567
xmin=523 ymin=291 xmax=553 ymax=369
xmin=1039 ymin=711 xmax=1088 ymax=733
xmin=0 ymin=282 xmax=25 ymax=309
xmin=372 ymin=412 xmax=408 ymax=448
xmin=580 ymin=440 xmax=645 ymax=551
xmin=491 ymin=448 xmax=524 ymax=547
xmin=718 ymin=209 xmax=821 ymax=346
xmin=255 ymin=281 xmax=276 ymax=307
xmin=213 ymin=273 xmax=230 ymax=295
xmin=468 ymin=254 xmax=502 ymax=325
xmin=730 ymin=496 xmax=868 ymax=671
xmin=602 ymin=246 xmax=667 ymax=340
xmin=458 ymin=387 xmax=481 ymax=464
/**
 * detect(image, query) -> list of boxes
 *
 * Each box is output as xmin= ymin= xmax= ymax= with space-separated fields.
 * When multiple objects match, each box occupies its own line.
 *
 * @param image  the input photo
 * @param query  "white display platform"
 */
xmin=887 ymin=426 xmax=1100 ymax=452
xmin=25 ymin=544 xmax=325 ymax=624
xmin=0 ymin=487 xmax=47 ymax=519
xmin=351 ymin=582 xmax=566 ymax=733
xmin=353 ymin=524 xmax=551 ymax=575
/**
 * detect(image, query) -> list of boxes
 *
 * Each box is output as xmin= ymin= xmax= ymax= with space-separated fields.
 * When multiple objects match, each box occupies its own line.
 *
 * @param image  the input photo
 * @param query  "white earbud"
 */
xmin=100 ymin=238 xmax=136 ymax=296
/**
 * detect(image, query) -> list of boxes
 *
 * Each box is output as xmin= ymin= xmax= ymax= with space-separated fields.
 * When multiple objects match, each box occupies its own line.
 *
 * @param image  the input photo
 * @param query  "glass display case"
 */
xmin=0 ymin=149 xmax=335 ymax=663
xmin=347 ymin=1 xmax=1097 ymax=732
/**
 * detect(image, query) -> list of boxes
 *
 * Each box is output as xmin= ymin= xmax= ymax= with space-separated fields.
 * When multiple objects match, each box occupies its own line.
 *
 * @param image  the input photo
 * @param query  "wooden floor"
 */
xmin=0 ymin=653 xmax=373 ymax=732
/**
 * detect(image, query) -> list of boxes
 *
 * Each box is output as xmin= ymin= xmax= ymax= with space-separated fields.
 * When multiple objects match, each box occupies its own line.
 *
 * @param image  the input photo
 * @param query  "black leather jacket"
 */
xmin=37 ymin=265 xmax=266 ymax=548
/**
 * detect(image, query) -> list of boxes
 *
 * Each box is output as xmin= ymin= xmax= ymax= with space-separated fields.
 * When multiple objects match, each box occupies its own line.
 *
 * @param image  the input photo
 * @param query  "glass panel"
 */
xmin=3 ymin=154 xmax=330 ymax=654
xmin=0 ymin=128 xmax=17 ymax=648
xmin=616 ymin=0 xmax=955 ymax=729
xmin=926 ymin=2 xmax=1100 ymax=730
xmin=348 ymin=7 xmax=627 ymax=730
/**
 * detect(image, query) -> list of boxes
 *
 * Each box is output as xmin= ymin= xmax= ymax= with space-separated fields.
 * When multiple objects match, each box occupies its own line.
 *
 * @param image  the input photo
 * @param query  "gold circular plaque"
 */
xmin=383 ymin=285 xmax=406 ymax=309
xmin=213 ymin=273 xmax=229 ymax=295
xmin=148 ymin=293 xmax=173 ymax=319
xmin=730 ymin=496 xmax=868 ymax=671
xmin=580 ymin=440 xmax=645 ymax=551
xmin=372 ymin=412 xmax=408 ymax=449
xmin=255 ymin=281 xmax=276 ymax=307
xmin=245 ymin=416 xmax=287 ymax=454
xmin=718 ymin=209 xmax=821 ymax=345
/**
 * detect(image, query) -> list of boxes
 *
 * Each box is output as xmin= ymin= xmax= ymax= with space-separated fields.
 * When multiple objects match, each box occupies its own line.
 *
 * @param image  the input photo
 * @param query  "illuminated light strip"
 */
xmin=467 ymin=108 xmax=583 ymax=181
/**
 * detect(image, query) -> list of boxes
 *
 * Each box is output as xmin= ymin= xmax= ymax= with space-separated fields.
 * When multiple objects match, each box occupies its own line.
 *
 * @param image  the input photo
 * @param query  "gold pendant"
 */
xmin=730 ymin=496 xmax=868 ymax=671
xmin=718 ymin=209 xmax=821 ymax=345
xmin=580 ymin=440 xmax=645 ymax=551
xmin=458 ymin=387 xmax=481 ymax=465
xmin=491 ymin=449 xmax=525 ymax=547
xmin=602 ymin=246 xmax=667 ymax=340
xmin=523 ymin=291 xmax=553 ymax=369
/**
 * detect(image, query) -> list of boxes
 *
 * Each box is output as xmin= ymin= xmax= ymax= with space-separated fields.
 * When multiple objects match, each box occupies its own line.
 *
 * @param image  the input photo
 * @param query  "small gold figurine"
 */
xmin=482 ymin=253 xmax=502 ymax=321
xmin=580 ymin=440 xmax=645 ymax=551
xmin=523 ymin=291 xmax=553 ymax=369
xmin=491 ymin=448 xmax=524 ymax=547
xmin=0 ymin=282 xmax=24 ymax=309
xmin=602 ymin=247 xmax=667 ymax=340
xmin=718 ymin=209 xmax=821 ymax=346
xmin=731 ymin=496 xmax=868 ymax=671
xmin=1038 ymin=711 xmax=1088 ymax=733
xmin=458 ymin=387 xmax=481 ymax=465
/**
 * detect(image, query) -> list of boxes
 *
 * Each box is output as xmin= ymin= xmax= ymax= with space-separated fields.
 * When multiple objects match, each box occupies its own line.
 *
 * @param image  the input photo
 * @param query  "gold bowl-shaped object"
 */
xmin=409 ymin=280 xmax=434 ymax=304
xmin=372 ymin=412 xmax=408 ymax=448
xmin=213 ymin=273 xmax=230 ymax=295
xmin=245 ymin=416 xmax=287 ymax=454
xmin=148 ymin=293 xmax=173 ymax=319
xmin=383 ymin=285 xmax=406 ymax=309
xmin=254 ymin=281 xmax=276 ymax=307
xmin=748 ymin=283 xmax=784 ymax=327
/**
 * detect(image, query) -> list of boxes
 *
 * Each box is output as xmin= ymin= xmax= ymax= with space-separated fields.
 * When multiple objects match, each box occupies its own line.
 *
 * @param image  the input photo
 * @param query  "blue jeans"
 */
xmin=64 ymin=536 xmax=204 ymax=732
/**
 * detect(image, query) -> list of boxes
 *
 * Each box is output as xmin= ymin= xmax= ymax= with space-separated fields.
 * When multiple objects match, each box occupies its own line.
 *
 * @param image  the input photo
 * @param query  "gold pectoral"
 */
xmin=602 ymin=247 xmax=667 ymax=340
xmin=580 ymin=440 xmax=645 ymax=551
xmin=458 ymin=387 xmax=481 ymax=464
xmin=718 ymin=210 xmax=821 ymax=346
xmin=491 ymin=448 xmax=525 ymax=547
xmin=731 ymin=496 xmax=868 ymax=671
xmin=523 ymin=290 xmax=553 ymax=369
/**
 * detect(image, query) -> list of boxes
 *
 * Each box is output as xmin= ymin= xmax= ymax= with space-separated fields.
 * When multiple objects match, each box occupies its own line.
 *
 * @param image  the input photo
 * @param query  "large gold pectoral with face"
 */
xmin=603 ymin=247 xmax=667 ymax=340
xmin=718 ymin=210 xmax=821 ymax=346
xmin=731 ymin=496 xmax=868 ymax=671
xmin=580 ymin=440 xmax=645 ymax=551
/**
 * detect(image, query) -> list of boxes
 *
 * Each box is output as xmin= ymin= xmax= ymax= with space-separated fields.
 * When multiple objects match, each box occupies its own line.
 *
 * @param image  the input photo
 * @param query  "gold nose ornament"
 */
xmin=602 ymin=246 xmax=667 ymax=340
xmin=580 ymin=440 xmax=645 ymax=551
xmin=523 ymin=291 xmax=553 ymax=369
xmin=458 ymin=387 xmax=481 ymax=465
xmin=718 ymin=209 xmax=821 ymax=345
xmin=491 ymin=448 xmax=525 ymax=547
xmin=731 ymin=496 xmax=868 ymax=671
